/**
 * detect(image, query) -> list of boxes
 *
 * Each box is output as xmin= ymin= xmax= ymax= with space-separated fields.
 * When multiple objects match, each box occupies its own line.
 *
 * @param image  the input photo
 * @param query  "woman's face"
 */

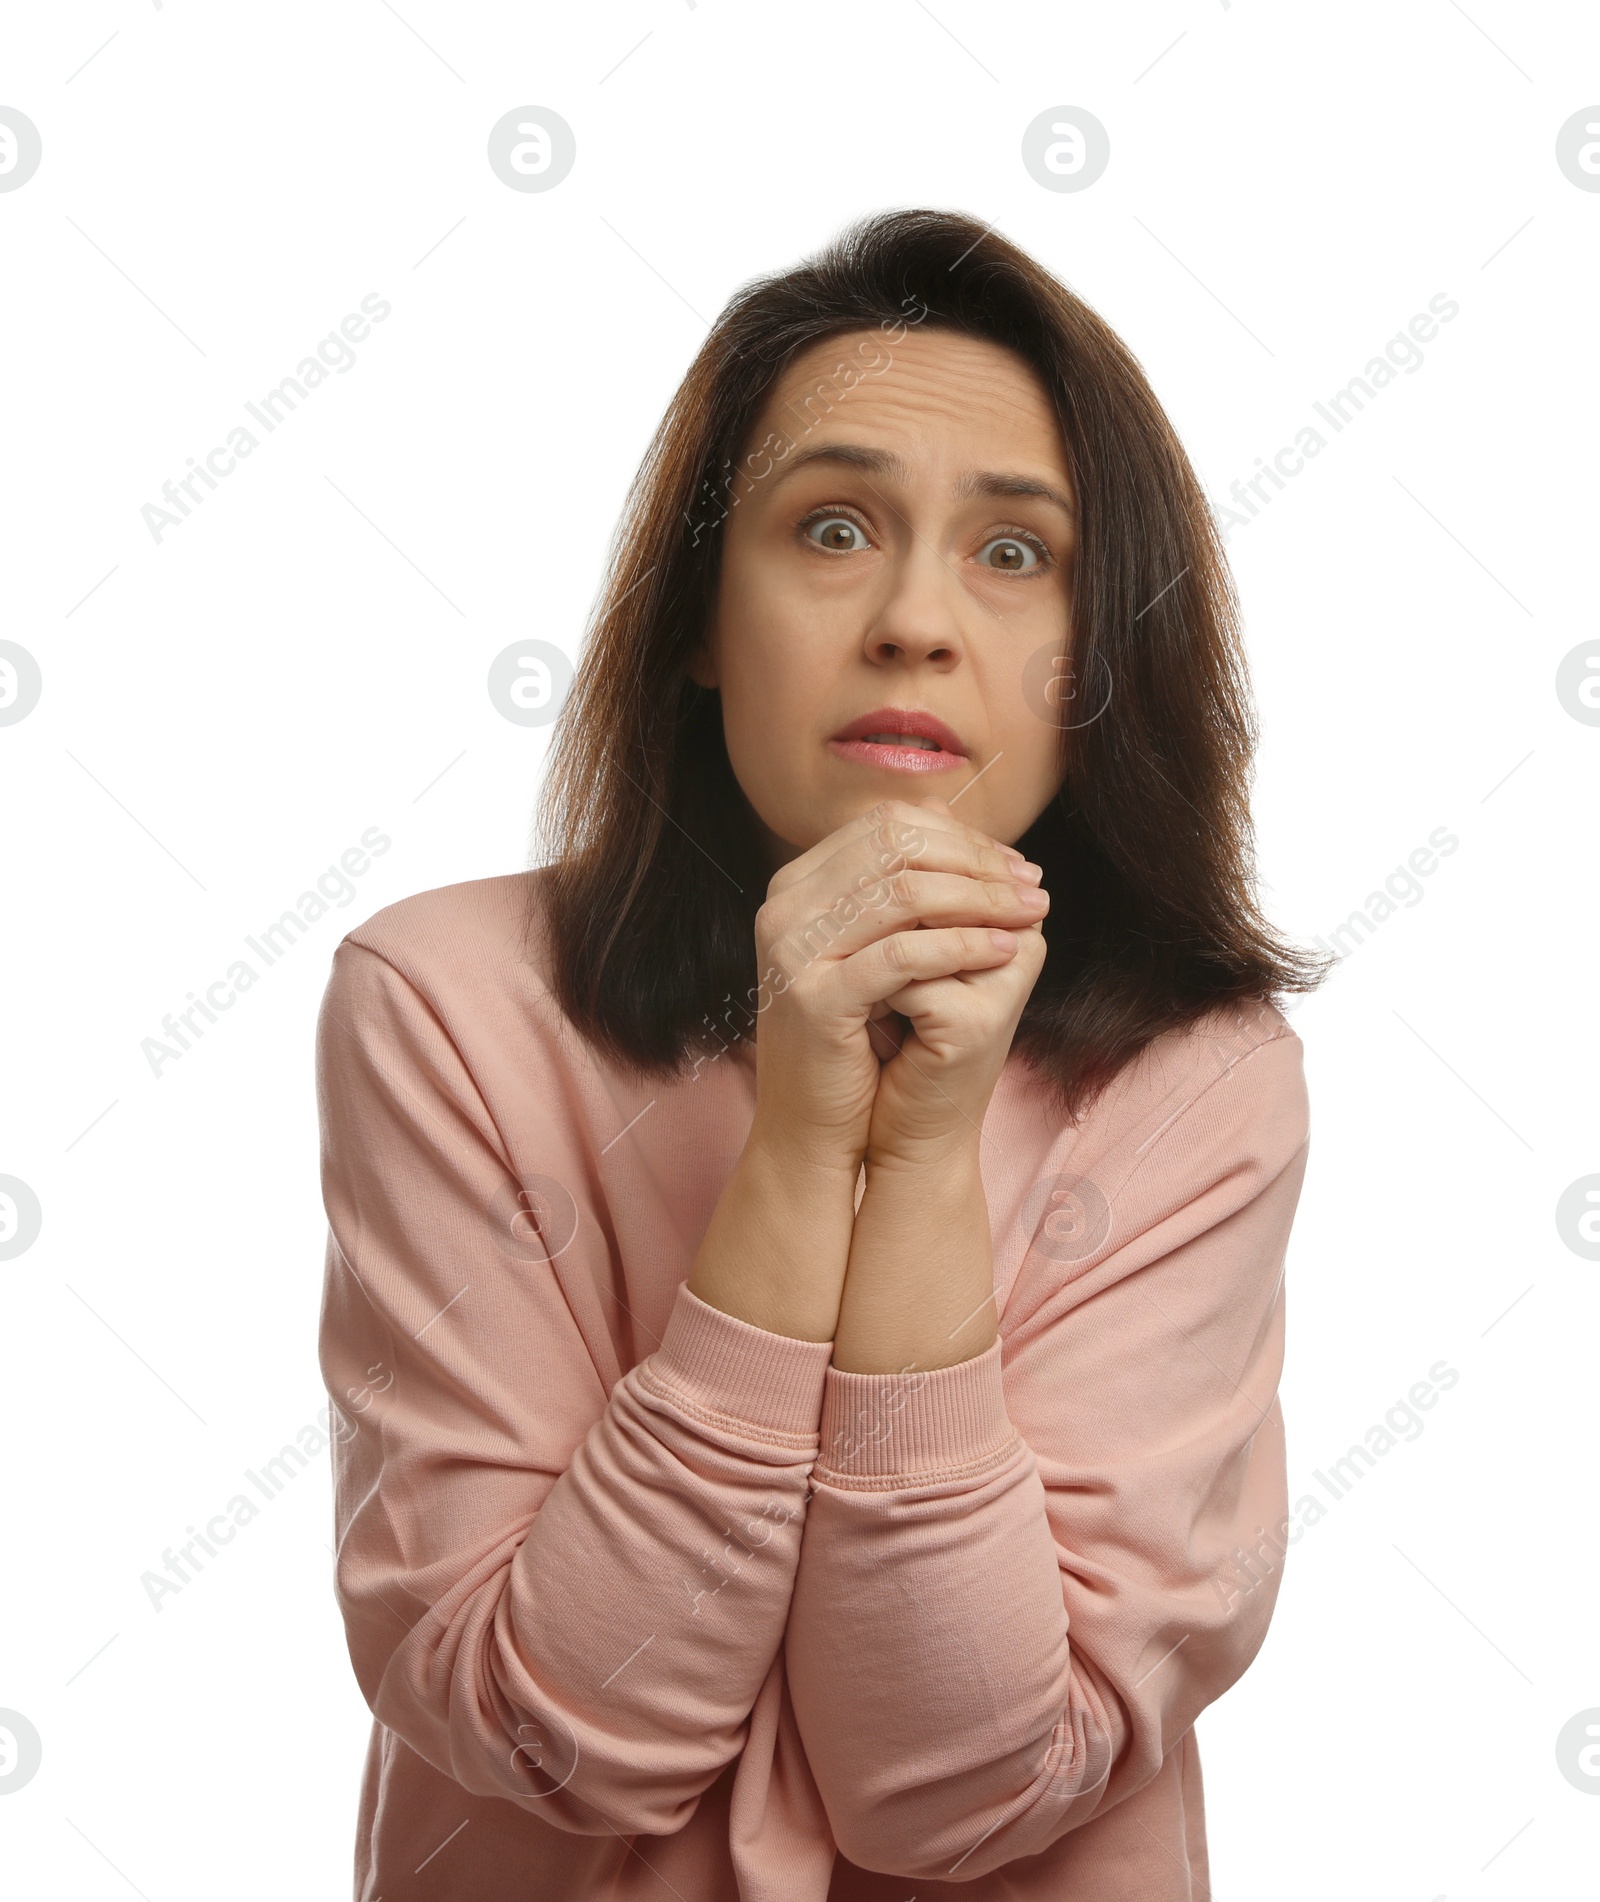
xmin=690 ymin=324 xmax=1076 ymax=871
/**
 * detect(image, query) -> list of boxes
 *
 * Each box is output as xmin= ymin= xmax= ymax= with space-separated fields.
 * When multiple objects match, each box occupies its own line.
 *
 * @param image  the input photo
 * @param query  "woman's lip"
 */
xmin=830 ymin=707 xmax=967 ymax=753
xmin=826 ymin=737 xmax=968 ymax=774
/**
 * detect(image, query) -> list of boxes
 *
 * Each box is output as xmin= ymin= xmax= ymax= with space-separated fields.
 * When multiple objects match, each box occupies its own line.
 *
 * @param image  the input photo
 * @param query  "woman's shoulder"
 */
xmin=317 ymin=867 xmax=582 ymax=1070
xmin=314 ymin=870 xmax=740 ymax=1252
xmin=1008 ymin=994 xmax=1308 ymax=1188
xmin=1098 ymin=994 xmax=1310 ymax=1173
xmin=337 ymin=866 xmax=549 ymax=975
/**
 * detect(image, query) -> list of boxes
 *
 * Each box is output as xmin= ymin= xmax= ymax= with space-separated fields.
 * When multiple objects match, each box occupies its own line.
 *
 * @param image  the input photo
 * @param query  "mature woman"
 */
xmin=316 ymin=207 xmax=1327 ymax=1900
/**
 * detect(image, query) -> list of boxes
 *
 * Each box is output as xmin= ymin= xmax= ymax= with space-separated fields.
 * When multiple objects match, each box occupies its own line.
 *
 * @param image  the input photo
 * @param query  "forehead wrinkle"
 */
xmin=778 ymin=383 xmax=1069 ymax=482
xmin=773 ymin=337 xmax=1054 ymax=427
xmin=872 ymin=347 xmax=1053 ymax=411
xmin=756 ymin=333 xmax=1073 ymax=507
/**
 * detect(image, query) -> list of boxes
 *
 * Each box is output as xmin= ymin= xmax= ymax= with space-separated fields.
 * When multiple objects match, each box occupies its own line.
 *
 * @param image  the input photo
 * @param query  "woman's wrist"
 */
xmin=833 ymin=1140 xmax=996 ymax=1375
xmin=686 ymin=1127 xmax=859 ymax=1344
xmin=864 ymin=1124 xmax=986 ymax=1176
xmin=861 ymin=1137 xmax=987 ymax=1212
xmin=744 ymin=1113 xmax=865 ymax=1185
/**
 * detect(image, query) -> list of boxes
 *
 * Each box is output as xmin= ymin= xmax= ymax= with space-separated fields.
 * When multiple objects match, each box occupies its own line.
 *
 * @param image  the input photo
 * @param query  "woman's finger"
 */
xmin=764 ymin=848 xmax=1044 ymax=973
xmin=883 ymin=920 xmax=1047 ymax=1025
xmin=765 ymin=798 xmax=1022 ymax=902
xmin=818 ymin=924 xmax=1020 ymax=1018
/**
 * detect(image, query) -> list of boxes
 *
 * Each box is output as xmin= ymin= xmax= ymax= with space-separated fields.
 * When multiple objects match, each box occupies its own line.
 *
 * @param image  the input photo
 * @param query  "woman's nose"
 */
xmin=862 ymin=539 xmax=968 ymax=665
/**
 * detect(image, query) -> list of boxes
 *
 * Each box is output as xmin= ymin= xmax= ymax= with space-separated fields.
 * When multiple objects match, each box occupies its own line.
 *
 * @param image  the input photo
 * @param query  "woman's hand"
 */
xmin=862 ymin=794 xmax=1050 ymax=1167
xmin=748 ymin=798 xmax=1047 ymax=1175
xmin=691 ymin=797 xmax=1044 ymax=1343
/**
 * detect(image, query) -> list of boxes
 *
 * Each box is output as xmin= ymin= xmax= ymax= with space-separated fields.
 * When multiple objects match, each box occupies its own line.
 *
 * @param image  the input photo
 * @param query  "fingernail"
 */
xmin=1011 ymin=861 xmax=1044 ymax=885
xmin=1017 ymin=885 xmax=1049 ymax=910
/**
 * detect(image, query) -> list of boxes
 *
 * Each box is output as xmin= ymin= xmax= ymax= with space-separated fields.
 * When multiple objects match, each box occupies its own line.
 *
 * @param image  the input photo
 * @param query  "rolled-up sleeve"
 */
xmin=315 ymin=938 xmax=836 ymax=1841
xmin=783 ymin=1021 xmax=1310 ymax=1882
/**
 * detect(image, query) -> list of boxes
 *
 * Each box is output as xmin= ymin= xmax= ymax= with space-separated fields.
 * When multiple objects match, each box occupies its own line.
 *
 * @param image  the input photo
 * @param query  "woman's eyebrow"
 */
xmin=770 ymin=442 xmax=906 ymax=485
xmin=953 ymin=468 xmax=1076 ymax=519
xmin=767 ymin=441 xmax=1075 ymax=519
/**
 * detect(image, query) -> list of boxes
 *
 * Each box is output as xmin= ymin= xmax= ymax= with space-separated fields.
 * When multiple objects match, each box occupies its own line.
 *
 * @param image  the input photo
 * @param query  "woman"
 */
xmin=316 ymin=207 xmax=1328 ymax=1900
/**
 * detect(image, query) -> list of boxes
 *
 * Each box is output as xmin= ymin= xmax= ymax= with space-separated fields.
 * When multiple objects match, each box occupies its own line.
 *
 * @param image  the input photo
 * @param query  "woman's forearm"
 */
xmin=831 ymin=1140 xmax=998 ymax=1374
xmin=687 ymin=1132 xmax=860 ymax=1343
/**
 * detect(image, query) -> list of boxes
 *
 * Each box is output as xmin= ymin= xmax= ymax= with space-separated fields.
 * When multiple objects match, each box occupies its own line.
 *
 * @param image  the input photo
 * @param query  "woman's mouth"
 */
xmin=827 ymin=707 xmax=969 ymax=775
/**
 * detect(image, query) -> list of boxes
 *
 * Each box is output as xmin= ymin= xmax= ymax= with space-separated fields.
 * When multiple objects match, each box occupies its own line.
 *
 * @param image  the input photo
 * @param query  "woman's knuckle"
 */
xmin=880 ymin=932 xmax=913 ymax=974
xmin=874 ymin=867 xmax=906 ymax=911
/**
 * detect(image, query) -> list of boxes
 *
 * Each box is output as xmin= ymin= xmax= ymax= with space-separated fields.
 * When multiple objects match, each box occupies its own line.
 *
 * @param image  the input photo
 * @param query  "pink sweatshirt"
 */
xmin=315 ymin=871 xmax=1310 ymax=1900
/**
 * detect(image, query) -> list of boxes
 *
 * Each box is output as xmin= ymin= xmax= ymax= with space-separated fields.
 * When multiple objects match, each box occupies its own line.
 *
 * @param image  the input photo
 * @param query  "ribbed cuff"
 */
xmin=814 ymin=1334 xmax=1017 ymax=1483
xmin=647 ymin=1280 xmax=836 ymax=1440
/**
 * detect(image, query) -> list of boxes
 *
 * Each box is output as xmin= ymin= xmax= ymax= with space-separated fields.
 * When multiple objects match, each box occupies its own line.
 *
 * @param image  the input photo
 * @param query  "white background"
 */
xmin=3 ymin=3 xmax=1597 ymax=1897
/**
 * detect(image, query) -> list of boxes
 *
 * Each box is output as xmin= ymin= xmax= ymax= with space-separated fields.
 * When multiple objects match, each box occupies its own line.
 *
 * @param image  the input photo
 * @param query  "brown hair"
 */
xmin=528 ymin=207 xmax=1330 ymax=1124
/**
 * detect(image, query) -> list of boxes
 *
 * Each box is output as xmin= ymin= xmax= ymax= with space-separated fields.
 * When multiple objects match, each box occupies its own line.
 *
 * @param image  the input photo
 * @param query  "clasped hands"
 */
xmin=690 ymin=795 xmax=1050 ymax=1369
xmin=741 ymin=796 xmax=1049 ymax=1374
xmin=748 ymin=794 xmax=1050 ymax=1173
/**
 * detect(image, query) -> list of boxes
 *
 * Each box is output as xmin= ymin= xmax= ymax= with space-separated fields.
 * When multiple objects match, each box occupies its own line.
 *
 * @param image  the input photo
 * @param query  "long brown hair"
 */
xmin=528 ymin=207 xmax=1330 ymax=1124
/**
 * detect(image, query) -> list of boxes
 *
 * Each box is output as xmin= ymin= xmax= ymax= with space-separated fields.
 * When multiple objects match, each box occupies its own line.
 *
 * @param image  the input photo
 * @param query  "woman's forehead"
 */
xmin=753 ymin=327 xmax=1070 ymax=472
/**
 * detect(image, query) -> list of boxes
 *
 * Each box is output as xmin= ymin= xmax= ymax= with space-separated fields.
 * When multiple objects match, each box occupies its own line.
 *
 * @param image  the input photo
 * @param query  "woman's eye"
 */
xmin=977 ymin=535 xmax=1043 ymax=572
xmin=804 ymin=515 xmax=869 ymax=552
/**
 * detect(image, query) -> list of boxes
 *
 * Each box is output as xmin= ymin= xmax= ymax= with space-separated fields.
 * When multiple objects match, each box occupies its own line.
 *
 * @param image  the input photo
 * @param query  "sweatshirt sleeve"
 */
xmin=314 ymin=937 xmax=836 ymax=1840
xmin=782 ymin=1020 xmax=1310 ymax=1883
